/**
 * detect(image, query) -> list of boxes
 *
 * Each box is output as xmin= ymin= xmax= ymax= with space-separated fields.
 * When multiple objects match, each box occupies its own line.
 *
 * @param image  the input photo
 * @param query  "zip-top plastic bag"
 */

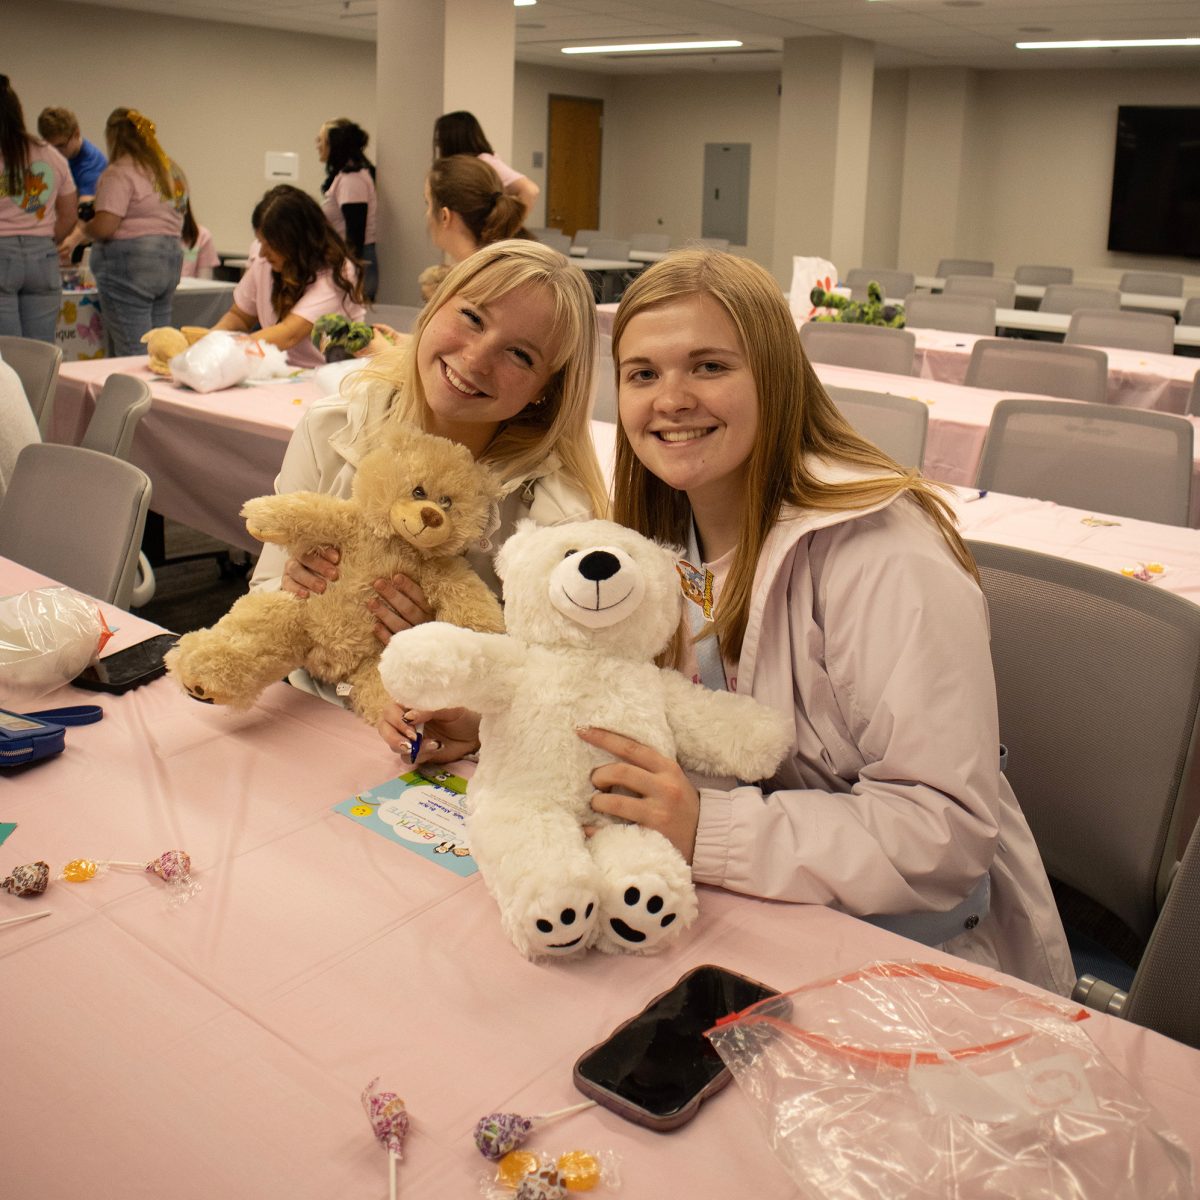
xmin=706 ymin=960 xmax=1193 ymax=1199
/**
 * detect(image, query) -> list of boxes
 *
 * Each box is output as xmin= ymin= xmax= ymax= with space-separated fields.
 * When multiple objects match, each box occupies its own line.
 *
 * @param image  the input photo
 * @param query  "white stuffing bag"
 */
xmin=0 ymin=587 xmax=112 ymax=707
xmin=789 ymin=255 xmax=838 ymax=324
xmin=169 ymin=331 xmax=293 ymax=392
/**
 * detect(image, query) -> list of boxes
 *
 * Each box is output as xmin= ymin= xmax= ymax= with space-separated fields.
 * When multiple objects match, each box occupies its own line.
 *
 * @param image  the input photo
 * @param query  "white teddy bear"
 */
xmin=378 ymin=519 xmax=793 ymax=960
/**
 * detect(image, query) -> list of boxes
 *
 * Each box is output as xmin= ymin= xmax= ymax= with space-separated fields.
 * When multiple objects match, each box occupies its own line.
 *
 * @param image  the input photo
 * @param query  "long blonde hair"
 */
xmin=105 ymin=107 xmax=184 ymax=206
xmin=611 ymin=249 xmax=977 ymax=661
xmin=356 ymin=240 xmax=608 ymax=517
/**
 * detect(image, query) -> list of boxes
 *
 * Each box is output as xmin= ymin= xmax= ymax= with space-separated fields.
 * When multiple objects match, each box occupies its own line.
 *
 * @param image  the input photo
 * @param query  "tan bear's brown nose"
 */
xmin=421 ymin=506 xmax=444 ymax=529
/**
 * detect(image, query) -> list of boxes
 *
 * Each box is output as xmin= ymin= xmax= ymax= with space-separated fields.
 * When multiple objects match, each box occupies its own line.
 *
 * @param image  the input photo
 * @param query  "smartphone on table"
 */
xmin=573 ymin=963 xmax=782 ymax=1131
xmin=72 ymin=633 xmax=179 ymax=694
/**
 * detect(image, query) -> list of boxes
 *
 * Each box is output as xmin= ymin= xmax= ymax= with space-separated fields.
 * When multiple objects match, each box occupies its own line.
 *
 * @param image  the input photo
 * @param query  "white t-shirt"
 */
xmin=321 ymin=169 xmax=376 ymax=246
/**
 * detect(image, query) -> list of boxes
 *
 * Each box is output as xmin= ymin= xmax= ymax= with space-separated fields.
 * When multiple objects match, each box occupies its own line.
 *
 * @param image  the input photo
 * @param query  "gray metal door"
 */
xmin=702 ymin=143 xmax=750 ymax=245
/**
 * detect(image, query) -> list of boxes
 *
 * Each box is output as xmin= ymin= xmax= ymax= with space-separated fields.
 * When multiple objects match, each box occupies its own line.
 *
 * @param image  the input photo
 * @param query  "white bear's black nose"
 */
xmin=578 ymin=550 xmax=620 ymax=582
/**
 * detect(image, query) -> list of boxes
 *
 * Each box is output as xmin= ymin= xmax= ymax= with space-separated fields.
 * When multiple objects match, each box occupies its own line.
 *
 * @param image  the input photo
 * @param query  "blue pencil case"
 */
xmin=0 ymin=705 xmax=103 ymax=768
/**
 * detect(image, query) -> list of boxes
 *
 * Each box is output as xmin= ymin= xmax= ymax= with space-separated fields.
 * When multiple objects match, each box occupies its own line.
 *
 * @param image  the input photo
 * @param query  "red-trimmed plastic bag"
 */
xmin=706 ymin=960 xmax=1193 ymax=1199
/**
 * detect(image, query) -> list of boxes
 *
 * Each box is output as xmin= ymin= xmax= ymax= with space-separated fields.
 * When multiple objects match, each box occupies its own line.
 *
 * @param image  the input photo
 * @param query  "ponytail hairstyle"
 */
xmin=254 ymin=185 xmax=364 ymax=318
xmin=181 ymin=198 xmax=199 ymax=249
xmin=428 ymin=155 xmax=529 ymax=247
xmin=321 ymin=117 xmax=375 ymax=193
xmin=432 ymin=110 xmax=493 ymax=158
xmin=105 ymin=107 xmax=185 ymax=207
xmin=0 ymin=75 xmax=31 ymax=199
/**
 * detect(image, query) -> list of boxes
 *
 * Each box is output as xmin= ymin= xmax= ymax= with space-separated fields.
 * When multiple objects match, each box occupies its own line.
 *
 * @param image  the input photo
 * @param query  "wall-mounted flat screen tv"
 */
xmin=1107 ymin=106 xmax=1200 ymax=259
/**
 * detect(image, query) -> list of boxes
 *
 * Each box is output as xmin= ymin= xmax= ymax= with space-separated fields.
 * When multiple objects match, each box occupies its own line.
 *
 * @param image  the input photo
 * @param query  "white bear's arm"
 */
xmin=241 ymin=492 xmax=355 ymax=550
xmin=659 ymin=670 xmax=793 ymax=781
xmin=378 ymin=624 xmax=524 ymax=714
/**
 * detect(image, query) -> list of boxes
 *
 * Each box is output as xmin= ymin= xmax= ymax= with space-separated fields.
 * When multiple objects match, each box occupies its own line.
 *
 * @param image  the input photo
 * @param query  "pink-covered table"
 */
xmin=4 ymin=556 xmax=1200 ymax=1197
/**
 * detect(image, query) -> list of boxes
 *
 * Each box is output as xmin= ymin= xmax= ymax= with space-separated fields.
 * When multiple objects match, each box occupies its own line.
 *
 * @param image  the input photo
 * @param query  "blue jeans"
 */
xmin=0 ymin=235 xmax=62 ymax=344
xmin=92 ymin=235 xmax=183 ymax=357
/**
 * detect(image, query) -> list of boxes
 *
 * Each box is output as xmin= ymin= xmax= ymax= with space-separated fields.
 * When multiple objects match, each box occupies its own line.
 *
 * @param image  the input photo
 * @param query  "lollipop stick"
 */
xmin=0 ymin=909 xmax=51 ymax=929
xmin=535 ymin=1100 xmax=596 ymax=1124
xmin=389 ymin=1148 xmax=397 ymax=1200
xmin=107 ymin=860 xmax=147 ymax=870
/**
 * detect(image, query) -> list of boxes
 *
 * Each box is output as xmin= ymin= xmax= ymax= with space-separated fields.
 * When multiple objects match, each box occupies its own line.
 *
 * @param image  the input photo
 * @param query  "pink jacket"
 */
xmin=690 ymin=464 xmax=1075 ymax=996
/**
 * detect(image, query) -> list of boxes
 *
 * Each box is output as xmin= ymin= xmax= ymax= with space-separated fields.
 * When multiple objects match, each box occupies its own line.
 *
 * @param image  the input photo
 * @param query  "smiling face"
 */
xmin=416 ymin=282 xmax=560 ymax=454
xmin=617 ymin=292 xmax=759 ymax=520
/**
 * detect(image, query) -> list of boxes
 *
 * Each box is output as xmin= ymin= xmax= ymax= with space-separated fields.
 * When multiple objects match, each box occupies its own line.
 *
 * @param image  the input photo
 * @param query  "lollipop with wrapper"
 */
xmin=362 ymin=1076 xmax=410 ymax=1200
xmin=474 ymin=1103 xmax=596 ymax=1160
xmin=2 ymin=860 xmax=50 ymax=897
xmin=60 ymin=849 xmax=199 ymax=905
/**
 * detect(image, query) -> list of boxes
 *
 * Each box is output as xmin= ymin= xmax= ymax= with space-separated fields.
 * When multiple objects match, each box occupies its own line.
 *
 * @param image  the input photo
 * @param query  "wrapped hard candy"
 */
xmin=2 ymin=860 xmax=50 ymax=897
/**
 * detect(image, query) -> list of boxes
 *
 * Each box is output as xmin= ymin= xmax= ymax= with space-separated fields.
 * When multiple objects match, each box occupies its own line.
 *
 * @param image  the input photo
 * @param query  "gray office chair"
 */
xmin=572 ymin=229 xmax=604 ymax=249
xmin=902 ymin=292 xmax=996 ymax=336
xmin=0 ymin=334 xmax=62 ymax=439
xmin=1039 ymin=284 xmax=1121 ymax=315
xmin=691 ymin=237 xmax=730 ymax=251
xmin=1065 ymin=308 xmax=1176 ymax=356
xmin=534 ymin=230 xmax=571 ymax=255
xmin=592 ymin=334 xmax=616 ymax=423
xmin=585 ymin=238 xmax=631 ymax=263
xmin=0 ymin=443 xmax=152 ymax=609
xmin=368 ymin=304 xmax=424 ymax=334
xmin=974 ymin=398 xmax=1193 ymax=526
xmin=1180 ymin=298 xmax=1200 ymax=327
xmin=942 ymin=275 xmax=1016 ymax=307
xmin=826 ymin=385 xmax=928 ymax=468
xmin=799 ymin=322 xmax=916 ymax=376
xmin=964 ymin=338 xmax=1109 ymax=404
xmin=845 ymin=267 xmax=914 ymax=303
xmin=1014 ymin=265 xmax=1074 ymax=286
xmin=936 ymin=258 xmax=993 ymax=278
xmin=1119 ymin=271 xmax=1185 ymax=297
xmin=80 ymin=373 xmax=153 ymax=461
xmin=629 ymin=233 xmax=669 ymax=254
xmin=1189 ymin=369 xmax=1200 ymax=418
xmin=969 ymin=539 xmax=1200 ymax=1002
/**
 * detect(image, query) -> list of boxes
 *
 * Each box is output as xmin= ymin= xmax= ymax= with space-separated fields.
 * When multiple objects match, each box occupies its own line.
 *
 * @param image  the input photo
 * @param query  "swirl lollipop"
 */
xmin=60 ymin=850 xmax=198 ymax=905
xmin=362 ymin=1076 xmax=410 ymax=1200
xmin=473 ymin=1101 xmax=595 ymax=1160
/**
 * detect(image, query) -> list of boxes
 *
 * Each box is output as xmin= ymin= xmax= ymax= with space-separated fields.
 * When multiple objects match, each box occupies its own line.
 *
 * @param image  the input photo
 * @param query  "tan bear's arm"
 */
xmin=241 ymin=492 xmax=357 ymax=550
xmin=419 ymin=558 xmax=506 ymax=634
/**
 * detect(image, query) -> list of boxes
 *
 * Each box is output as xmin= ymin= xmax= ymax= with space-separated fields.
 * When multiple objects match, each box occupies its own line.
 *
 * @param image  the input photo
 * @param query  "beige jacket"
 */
xmin=690 ymin=464 xmax=1075 ymax=996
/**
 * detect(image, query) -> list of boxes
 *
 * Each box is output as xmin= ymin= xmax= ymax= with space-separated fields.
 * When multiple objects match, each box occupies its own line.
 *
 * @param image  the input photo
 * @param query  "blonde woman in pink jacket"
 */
xmin=581 ymin=249 xmax=1075 ymax=997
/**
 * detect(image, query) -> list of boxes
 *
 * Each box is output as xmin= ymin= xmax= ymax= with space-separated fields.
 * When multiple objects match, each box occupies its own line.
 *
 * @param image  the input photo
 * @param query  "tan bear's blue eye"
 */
xmin=438 ymin=496 xmax=452 ymax=509
xmin=412 ymin=486 xmax=427 ymax=499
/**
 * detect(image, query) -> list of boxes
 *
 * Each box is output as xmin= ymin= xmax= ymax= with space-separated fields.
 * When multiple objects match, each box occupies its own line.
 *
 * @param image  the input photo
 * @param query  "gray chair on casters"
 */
xmin=1188 ymin=369 xmax=1200 ymax=418
xmin=844 ymin=267 xmax=915 ymax=302
xmin=936 ymin=258 xmax=993 ymax=278
xmin=0 ymin=444 xmax=152 ymax=609
xmin=1119 ymin=271 xmax=1185 ymax=297
xmin=800 ymin=322 xmax=916 ymax=376
xmin=1039 ymin=284 xmax=1121 ymax=314
xmin=535 ymin=230 xmax=571 ymax=255
xmin=585 ymin=238 xmax=631 ymax=263
xmin=1065 ymin=309 xmax=1176 ymax=356
xmin=975 ymin=398 xmax=1193 ymax=526
xmin=826 ymin=386 xmax=928 ymax=468
xmin=1014 ymin=265 xmax=1074 ymax=286
xmin=968 ymin=540 xmax=1200 ymax=1016
xmin=0 ymin=334 xmax=62 ymax=438
xmin=629 ymin=233 xmax=669 ymax=255
xmin=943 ymin=276 xmax=1016 ymax=307
xmin=964 ymin=338 xmax=1109 ymax=404
xmin=903 ymin=292 xmax=996 ymax=336
xmin=1180 ymin=297 xmax=1200 ymax=327
xmin=80 ymin=373 xmax=153 ymax=460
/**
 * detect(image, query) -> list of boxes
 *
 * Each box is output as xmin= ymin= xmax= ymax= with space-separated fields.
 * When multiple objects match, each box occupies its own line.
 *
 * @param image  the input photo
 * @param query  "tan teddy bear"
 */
xmin=141 ymin=325 xmax=210 ymax=375
xmin=165 ymin=424 xmax=505 ymax=724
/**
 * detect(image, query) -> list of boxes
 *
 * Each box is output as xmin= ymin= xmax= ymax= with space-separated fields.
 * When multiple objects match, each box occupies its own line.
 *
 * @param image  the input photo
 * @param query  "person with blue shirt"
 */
xmin=37 ymin=106 xmax=107 ymax=264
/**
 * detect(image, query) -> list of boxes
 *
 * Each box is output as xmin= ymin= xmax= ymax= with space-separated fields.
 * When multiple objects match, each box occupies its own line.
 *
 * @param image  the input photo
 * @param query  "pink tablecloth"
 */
xmin=3 ymin=555 xmax=1200 ymax=1197
xmin=913 ymin=328 xmax=1200 ymax=415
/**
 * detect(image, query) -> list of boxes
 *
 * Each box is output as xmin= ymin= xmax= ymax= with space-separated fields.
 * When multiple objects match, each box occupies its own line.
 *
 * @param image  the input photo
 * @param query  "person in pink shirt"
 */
xmin=433 ymin=111 xmax=539 ymax=219
xmin=82 ymin=107 xmax=188 ymax=355
xmin=179 ymin=199 xmax=218 ymax=279
xmin=0 ymin=75 xmax=77 ymax=343
xmin=586 ymin=249 xmax=1075 ymax=998
xmin=212 ymin=185 xmax=364 ymax=368
xmin=318 ymin=118 xmax=376 ymax=300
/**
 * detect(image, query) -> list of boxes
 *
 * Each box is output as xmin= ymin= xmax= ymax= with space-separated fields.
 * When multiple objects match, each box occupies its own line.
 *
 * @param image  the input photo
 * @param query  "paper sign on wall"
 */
xmin=265 ymin=151 xmax=299 ymax=181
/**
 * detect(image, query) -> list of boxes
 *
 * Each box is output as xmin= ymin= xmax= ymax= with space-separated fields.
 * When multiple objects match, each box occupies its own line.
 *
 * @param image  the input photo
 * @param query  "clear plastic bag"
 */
xmin=0 ymin=587 xmax=112 ymax=707
xmin=169 ymin=331 xmax=293 ymax=392
xmin=706 ymin=960 xmax=1194 ymax=1199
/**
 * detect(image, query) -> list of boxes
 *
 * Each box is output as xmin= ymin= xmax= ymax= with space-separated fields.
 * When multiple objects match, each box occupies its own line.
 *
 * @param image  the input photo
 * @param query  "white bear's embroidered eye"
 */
xmin=563 ymin=548 xmax=579 ymax=559
xmin=412 ymin=486 xmax=427 ymax=500
xmin=438 ymin=495 xmax=453 ymax=510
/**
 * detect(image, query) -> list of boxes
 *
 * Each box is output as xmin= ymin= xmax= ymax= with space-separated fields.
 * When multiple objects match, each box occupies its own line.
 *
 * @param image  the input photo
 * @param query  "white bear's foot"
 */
xmin=589 ymin=825 xmax=698 ymax=955
xmin=502 ymin=880 xmax=601 ymax=960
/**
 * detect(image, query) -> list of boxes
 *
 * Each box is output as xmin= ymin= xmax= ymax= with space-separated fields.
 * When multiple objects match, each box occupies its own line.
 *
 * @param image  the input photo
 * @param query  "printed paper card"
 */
xmin=333 ymin=768 xmax=477 ymax=876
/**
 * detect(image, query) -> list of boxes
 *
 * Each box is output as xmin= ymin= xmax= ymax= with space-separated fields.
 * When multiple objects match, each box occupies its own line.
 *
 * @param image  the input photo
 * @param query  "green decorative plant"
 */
xmin=809 ymin=281 xmax=906 ymax=328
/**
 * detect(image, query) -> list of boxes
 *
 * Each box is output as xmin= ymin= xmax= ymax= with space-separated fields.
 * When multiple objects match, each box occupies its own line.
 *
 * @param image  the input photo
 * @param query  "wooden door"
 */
xmin=546 ymin=95 xmax=602 ymax=238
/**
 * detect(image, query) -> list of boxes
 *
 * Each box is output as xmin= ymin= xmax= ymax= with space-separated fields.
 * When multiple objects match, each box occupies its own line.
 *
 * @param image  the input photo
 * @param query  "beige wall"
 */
xmin=6 ymin=1 xmax=376 ymax=254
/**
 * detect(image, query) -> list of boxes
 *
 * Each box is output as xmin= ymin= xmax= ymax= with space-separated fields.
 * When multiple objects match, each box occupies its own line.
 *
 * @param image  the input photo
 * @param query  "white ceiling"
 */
xmin=63 ymin=0 xmax=1200 ymax=73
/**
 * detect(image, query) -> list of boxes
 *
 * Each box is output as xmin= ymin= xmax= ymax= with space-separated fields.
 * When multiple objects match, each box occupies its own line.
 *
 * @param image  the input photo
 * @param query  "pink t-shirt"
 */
xmin=94 ymin=158 xmax=186 ymax=239
xmin=233 ymin=255 xmax=365 ymax=368
xmin=478 ymin=152 xmax=522 ymax=190
xmin=180 ymin=225 xmax=219 ymax=277
xmin=321 ymin=170 xmax=376 ymax=245
xmin=0 ymin=139 xmax=75 ymax=237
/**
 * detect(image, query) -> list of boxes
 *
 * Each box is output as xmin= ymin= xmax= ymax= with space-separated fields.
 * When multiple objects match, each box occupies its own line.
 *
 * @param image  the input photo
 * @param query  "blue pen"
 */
xmin=961 ymin=489 xmax=988 ymax=503
xmin=408 ymin=722 xmax=424 ymax=761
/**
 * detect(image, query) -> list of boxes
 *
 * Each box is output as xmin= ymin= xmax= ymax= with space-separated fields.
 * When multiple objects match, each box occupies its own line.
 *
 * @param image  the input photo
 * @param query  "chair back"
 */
xmin=80 ymin=373 xmax=153 ymax=460
xmin=534 ymin=229 xmax=571 ymax=254
xmin=1180 ymin=297 xmax=1200 ymax=327
xmin=964 ymin=337 xmax=1108 ymax=403
xmin=799 ymin=322 xmax=916 ymax=376
xmin=368 ymin=304 xmax=424 ymax=334
xmin=844 ymin=267 xmax=915 ymax=302
xmin=691 ymin=237 xmax=730 ymax=251
xmin=936 ymin=258 xmax=993 ymax=278
xmin=1065 ymin=308 xmax=1176 ymax=356
xmin=586 ymin=238 xmax=631 ymax=262
xmin=1040 ymin=284 xmax=1121 ymax=314
xmin=592 ymin=334 xmax=616 ymax=423
xmin=1014 ymin=265 xmax=1074 ymax=286
xmin=975 ymin=397 xmax=1193 ymax=526
xmin=0 ymin=443 xmax=152 ymax=609
xmin=629 ymin=233 xmax=670 ymax=254
xmin=0 ymin=335 xmax=62 ymax=438
xmin=826 ymin=385 xmax=928 ymax=468
xmin=1119 ymin=271 xmax=1185 ymax=297
xmin=0 ymin=356 xmax=40 ymax=502
xmin=902 ymin=292 xmax=996 ymax=336
xmin=1188 ymin=369 xmax=1200 ymax=419
xmin=572 ymin=229 xmax=603 ymax=248
xmin=942 ymin=275 xmax=1016 ymax=307
xmin=969 ymin=539 xmax=1200 ymax=943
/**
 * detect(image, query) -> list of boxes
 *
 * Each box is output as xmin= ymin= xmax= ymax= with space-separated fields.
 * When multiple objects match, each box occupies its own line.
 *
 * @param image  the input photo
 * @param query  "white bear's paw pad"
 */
xmin=530 ymin=901 xmax=596 ymax=955
xmin=607 ymin=885 xmax=678 ymax=947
